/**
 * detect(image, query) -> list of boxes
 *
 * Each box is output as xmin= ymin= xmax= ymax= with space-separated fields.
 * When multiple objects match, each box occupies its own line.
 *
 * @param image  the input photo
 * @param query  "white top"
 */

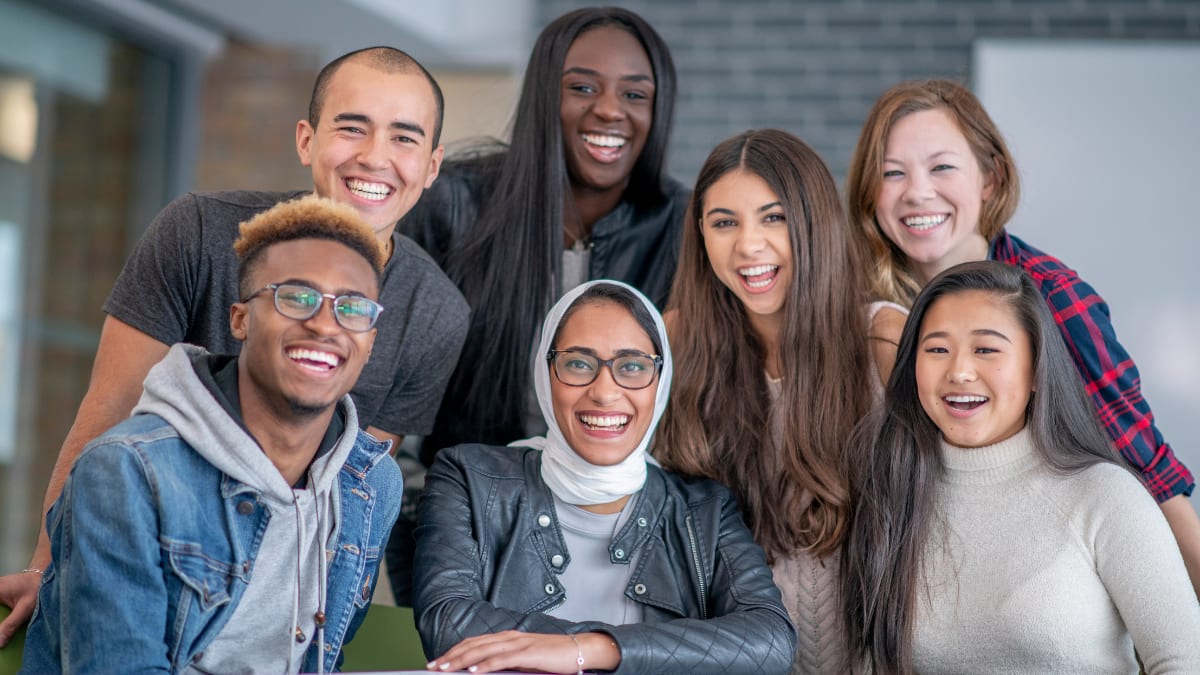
xmin=915 ymin=428 xmax=1200 ymax=674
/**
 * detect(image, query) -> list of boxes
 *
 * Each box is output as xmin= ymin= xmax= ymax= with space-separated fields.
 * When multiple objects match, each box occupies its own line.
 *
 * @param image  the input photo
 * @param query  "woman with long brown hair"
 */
xmin=655 ymin=129 xmax=895 ymax=673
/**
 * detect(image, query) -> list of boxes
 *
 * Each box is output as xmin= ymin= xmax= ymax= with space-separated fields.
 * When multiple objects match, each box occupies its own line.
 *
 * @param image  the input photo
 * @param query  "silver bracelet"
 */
xmin=567 ymin=633 xmax=584 ymax=675
xmin=21 ymin=568 xmax=44 ymax=575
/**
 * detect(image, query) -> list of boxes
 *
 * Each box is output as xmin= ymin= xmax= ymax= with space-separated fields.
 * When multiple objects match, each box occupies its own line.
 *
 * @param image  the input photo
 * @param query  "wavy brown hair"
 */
xmin=846 ymin=79 xmax=1021 ymax=306
xmin=654 ymin=129 xmax=872 ymax=560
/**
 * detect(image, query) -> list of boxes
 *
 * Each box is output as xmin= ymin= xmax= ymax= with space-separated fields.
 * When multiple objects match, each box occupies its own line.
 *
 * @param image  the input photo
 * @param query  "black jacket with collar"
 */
xmin=412 ymin=444 xmax=797 ymax=675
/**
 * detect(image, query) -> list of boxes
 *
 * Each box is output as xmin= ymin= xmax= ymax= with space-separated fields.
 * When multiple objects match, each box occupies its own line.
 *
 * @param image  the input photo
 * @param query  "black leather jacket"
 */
xmin=413 ymin=445 xmax=797 ymax=675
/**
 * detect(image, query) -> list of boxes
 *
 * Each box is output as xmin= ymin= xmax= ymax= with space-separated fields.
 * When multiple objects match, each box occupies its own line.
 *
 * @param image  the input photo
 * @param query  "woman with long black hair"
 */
xmin=402 ymin=7 xmax=687 ymax=455
xmin=841 ymin=261 xmax=1200 ymax=673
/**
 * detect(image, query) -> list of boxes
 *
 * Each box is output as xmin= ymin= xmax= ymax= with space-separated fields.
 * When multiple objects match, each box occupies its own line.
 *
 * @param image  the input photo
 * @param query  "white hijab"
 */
xmin=510 ymin=280 xmax=673 ymax=505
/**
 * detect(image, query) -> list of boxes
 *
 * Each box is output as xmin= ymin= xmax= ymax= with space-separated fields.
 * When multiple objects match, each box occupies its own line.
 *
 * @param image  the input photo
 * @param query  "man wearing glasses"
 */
xmin=22 ymin=196 xmax=403 ymax=673
xmin=0 ymin=46 xmax=469 ymax=641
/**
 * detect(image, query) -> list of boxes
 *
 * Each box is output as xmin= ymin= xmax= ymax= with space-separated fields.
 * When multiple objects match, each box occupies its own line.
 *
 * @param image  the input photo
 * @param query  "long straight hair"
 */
xmin=439 ymin=7 xmax=676 ymax=446
xmin=841 ymin=261 xmax=1126 ymax=673
xmin=654 ymin=129 xmax=872 ymax=560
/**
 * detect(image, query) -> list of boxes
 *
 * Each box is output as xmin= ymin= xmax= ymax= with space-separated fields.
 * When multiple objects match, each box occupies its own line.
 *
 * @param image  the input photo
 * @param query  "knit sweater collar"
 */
xmin=938 ymin=427 xmax=1036 ymax=485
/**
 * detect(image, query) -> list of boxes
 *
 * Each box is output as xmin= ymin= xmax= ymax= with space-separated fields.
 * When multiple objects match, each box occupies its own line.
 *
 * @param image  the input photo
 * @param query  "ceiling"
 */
xmin=82 ymin=0 xmax=533 ymax=70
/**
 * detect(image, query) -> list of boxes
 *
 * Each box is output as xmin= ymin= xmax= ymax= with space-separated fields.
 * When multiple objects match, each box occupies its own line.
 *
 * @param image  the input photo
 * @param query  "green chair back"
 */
xmin=0 ymin=605 xmax=26 ymax=675
xmin=340 ymin=604 xmax=427 ymax=672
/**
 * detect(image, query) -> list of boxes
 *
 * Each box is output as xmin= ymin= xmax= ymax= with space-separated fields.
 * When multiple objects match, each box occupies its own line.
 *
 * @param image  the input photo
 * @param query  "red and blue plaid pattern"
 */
xmin=992 ymin=231 xmax=1194 ymax=502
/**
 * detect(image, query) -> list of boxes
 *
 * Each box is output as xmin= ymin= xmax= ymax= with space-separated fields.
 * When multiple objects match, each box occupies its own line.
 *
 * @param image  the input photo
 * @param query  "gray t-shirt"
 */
xmin=104 ymin=190 xmax=470 ymax=435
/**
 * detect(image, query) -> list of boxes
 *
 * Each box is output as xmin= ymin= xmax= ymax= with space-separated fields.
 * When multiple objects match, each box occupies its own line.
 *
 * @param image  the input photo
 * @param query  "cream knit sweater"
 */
xmin=915 ymin=428 xmax=1200 ymax=673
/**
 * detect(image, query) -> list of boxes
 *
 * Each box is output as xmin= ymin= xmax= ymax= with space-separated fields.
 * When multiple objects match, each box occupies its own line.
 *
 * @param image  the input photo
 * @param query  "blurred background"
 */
xmin=1 ymin=0 xmax=1198 ymax=570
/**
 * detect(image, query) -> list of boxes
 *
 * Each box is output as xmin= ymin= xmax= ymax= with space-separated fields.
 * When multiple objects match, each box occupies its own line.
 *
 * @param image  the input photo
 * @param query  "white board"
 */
xmin=975 ymin=41 xmax=1200 ymax=515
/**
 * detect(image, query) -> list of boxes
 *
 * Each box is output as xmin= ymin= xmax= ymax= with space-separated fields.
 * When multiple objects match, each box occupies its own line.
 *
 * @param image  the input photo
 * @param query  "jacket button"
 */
xmin=551 ymin=554 xmax=564 ymax=567
xmin=637 ymin=517 xmax=647 ymax=527
xmin=614 ymin=548 xmax=625 ymax=560
xmin=237 ymin=501 xmax=254 ymax=515
xmin=544 ymin=583 xmax=556 ymax=595
xmin=537 ymin=514 xmax=551 ymax=527
xmin=242 ymin=561 xmax=250 ymax=574
xmin=634 ymin=583 xmax=646 ymax=595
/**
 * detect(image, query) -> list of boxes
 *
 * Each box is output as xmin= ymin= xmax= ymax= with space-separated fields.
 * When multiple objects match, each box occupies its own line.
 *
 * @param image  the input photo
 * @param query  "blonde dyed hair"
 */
xmin=234 ymin=195 xmax=386 ymax=295
xmin=846 ymin=79 xmax=1021 ymax=306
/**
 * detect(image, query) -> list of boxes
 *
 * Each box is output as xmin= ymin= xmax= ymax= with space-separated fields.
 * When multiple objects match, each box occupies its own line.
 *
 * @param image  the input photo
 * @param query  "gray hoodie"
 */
xmin=134 ymin=343 xmax=360 ymax=674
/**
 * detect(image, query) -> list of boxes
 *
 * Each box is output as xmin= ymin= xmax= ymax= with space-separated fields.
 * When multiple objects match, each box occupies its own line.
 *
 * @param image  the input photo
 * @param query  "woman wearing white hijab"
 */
xmin=413 ymin=280 xmax=795 ymax=675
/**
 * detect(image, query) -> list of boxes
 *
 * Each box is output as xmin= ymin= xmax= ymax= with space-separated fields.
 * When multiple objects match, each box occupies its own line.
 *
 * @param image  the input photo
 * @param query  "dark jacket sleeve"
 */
xmin=412 ymin=449 xmax=591 ymax=659
xmin=397 ymin=160 xmax=490 ymax=266
xmin=601 ymin=487 xmax=797 ymax=675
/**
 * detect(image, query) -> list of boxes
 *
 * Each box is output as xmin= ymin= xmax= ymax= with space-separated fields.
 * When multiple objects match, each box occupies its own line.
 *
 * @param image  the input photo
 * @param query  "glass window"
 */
xmin=0 ymin=0 xmax=183 ymax=570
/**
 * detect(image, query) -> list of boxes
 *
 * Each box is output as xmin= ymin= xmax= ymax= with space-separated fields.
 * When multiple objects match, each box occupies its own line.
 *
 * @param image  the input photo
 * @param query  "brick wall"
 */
xmin=194 ymin=40 xmax=518 ymax=191
xmin=538 ymin=0 xmax=1200 ymax=184
xmin=195 ymin=41 xmax=319 ymax=192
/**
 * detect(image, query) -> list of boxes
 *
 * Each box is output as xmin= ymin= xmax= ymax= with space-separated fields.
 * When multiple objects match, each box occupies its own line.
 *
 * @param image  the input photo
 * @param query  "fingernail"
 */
xmin=426 ymin=662 xmax=437 ymax=670
xmin=440 ymin=664 xmax=451 ymax=671
xmin=468 ymin=667 xmax=478 ymax=673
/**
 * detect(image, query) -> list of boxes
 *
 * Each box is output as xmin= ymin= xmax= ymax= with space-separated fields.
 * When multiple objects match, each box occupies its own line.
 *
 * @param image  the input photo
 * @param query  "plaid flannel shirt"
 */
xmin=991 ymin=231 xmax=1194 ymax=502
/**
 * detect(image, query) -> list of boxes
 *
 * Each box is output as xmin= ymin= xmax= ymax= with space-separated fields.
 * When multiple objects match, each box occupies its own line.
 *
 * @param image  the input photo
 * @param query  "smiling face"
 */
xmin=559 ymin=25 xmax=654 ymax=198
xmin=700 ymin=169 xmax=792 ymax=337
xmin=296 ymin=61 xmax=444 ymax=240
xmin=550 ymin=300 xmax=658 ymax=467
xmin=875 ymin=107 xmax=994 ymax=285
xmin=231 ymin=238 xmax=378 ymax=423
xmin=916 ymin=289 xmax=1034 ymax=449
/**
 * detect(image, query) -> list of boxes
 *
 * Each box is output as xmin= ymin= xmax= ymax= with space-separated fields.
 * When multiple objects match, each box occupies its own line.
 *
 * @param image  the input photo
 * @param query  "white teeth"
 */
xmin=945 ymin=395 xmax=987 ymax=403
xmin=346 ymin=179 xmax=392 ymax=201
xmin=582 ymin=134 xmax=626 ymax=148
xmin=287 ymin=348 xmax=341 ymax=369
xmin=738 ymin=264 xmax=779 ymax=288
xmin=903 ymin=214 xmax=947 ymax=230
xmin=579 ymin=414 xmax=631 ymax=429
xmin=738 ymin=264 xmax=778 ymax=278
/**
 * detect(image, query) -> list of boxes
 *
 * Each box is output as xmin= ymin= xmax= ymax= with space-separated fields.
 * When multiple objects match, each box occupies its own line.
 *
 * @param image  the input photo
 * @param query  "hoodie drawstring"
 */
xmin=285 ymin=470 xmax=330 ymax=674
xmin=287 ymin=489 xmax=305 ymax=674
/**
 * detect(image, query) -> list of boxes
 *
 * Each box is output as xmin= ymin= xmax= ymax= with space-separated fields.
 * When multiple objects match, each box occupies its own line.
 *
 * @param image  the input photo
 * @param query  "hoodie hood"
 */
xmin=133 ymin=343 xmax=359 ymax=507
xmin=134 ymin=343 xmax=357 ymax=673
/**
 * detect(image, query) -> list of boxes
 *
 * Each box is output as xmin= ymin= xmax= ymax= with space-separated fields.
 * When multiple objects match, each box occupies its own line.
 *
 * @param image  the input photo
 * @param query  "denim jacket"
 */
xmin=413 ymin=445 xmax=796 ymax=675
xmin=22 ymin=413 xmax=402 ymax=673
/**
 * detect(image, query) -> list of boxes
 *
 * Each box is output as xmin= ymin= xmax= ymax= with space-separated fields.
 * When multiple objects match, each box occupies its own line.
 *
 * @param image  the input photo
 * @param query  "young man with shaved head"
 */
xmin=0 ymin=47 xmax=469 ymax=643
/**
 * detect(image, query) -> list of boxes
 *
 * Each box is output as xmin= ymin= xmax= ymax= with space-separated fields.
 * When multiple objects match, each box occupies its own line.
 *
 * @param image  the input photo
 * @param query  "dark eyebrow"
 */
xmin=563 ymin=66 xmax=654 ymax=84
xmin=332 ymin=112 xmax=426 ymax=138
xmin=558 ymin=346 xmax=598 ymax=357
xmin=557 ymin=346 xmax=653 ymax=358
xmin=704 ymin=201 xmax=781 ymax=219
xmin=614 ymin=348 xmax=655 ymax=358
xmin=275 ymin=278 xmax=369 ymax=298
xmin=920 ymin=329 xmax=1012 ymax=344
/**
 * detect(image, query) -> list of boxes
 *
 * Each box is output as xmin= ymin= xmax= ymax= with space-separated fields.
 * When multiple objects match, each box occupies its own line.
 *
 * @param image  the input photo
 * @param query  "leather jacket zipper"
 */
xmin=685 ymin=515 xmax=708 ymax=619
